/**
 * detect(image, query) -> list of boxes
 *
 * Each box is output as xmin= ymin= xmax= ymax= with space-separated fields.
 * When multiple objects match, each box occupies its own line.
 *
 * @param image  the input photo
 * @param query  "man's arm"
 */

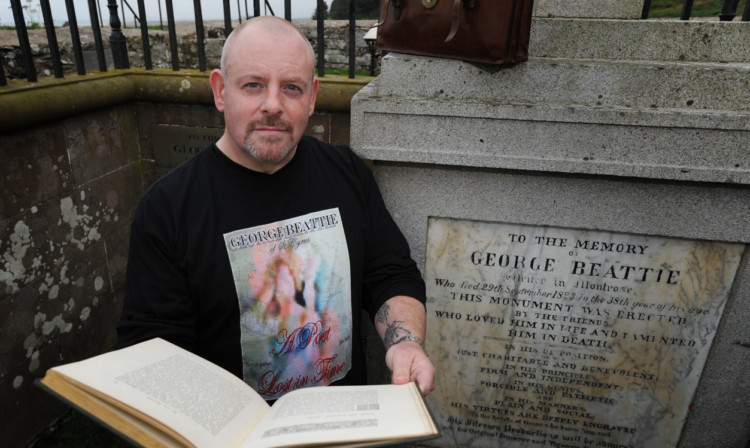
xmin=375 ymin=296 xmax=436 ymax=395
xmin=116 ymin=194 xmax=197 ymax=351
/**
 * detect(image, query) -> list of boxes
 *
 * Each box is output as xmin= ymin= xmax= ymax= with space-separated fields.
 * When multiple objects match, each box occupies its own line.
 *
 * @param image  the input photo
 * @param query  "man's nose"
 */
xmin=261 ymin=86 xmax=283 ymax=115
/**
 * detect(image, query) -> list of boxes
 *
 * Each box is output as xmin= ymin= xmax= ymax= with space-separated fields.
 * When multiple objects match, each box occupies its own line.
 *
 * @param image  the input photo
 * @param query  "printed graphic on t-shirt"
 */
xmin=224 ymin=208 xmax=352 ymax=400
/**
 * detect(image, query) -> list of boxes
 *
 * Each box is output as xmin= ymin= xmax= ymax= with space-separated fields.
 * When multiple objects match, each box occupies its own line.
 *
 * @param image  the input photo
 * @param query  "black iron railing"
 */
xmin=642 ymin=0 xmax=750 ymax=20
xmin=1 ymin=0 xmax=362 ymax=87
xmin=3 ymin=0 xmax=748 ymax=88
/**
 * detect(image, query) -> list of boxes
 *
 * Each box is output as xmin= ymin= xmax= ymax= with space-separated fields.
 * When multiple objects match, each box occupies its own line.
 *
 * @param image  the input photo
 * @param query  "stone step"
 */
xmin=353 ymin=17 xmax=750 ymax=185
xmin=353 ymin=50 xmax=750 ymax=184
xmin=530 ymin=18 xmax=750 ymax=63
xmin=373 ymin=18 xmax=750 ymax=114
xmin=376 ymin=52 xmax=750 ymax=114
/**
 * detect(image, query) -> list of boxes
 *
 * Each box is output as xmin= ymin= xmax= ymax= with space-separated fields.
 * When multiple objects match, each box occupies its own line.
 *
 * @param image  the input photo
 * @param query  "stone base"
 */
xmin=351 ymin=17 xmax=750 ymax=448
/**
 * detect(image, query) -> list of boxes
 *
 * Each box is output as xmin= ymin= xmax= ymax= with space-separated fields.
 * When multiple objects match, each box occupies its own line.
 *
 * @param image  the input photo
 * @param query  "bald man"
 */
xmin=117 ymin=17 xmax=435 ymax=400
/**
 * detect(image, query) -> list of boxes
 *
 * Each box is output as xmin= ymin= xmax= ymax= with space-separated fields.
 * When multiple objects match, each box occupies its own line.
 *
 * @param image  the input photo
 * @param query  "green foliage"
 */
xmin=1 ymin=23 xmax=42 ymax=30
xmin=316 ymin=68 xmax=371 ymax=77
xmin=647 ymin=0 xmax=748 ymax=18
xmin=313 ymin=1 xmax=330 ymax=19
xmin=329 ymin=0 xmax=380 ymax=20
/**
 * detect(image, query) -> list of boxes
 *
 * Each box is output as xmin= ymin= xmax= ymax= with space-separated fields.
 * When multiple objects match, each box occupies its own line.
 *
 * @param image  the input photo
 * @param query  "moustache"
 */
xmin=250 ymin=119 xmax=291 ymax=132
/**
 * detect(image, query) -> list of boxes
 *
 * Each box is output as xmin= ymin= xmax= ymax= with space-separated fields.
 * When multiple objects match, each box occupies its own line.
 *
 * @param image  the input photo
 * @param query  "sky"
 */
xmin=1 ymin=0 xmax=319 ymax=27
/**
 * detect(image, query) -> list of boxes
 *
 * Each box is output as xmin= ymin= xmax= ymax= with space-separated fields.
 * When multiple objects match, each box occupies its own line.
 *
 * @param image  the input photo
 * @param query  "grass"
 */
xmin=647 ymin=0 xmax=748 ymax=18
xmin=317 ymin=68 xmax=372 ymax=77
xmin=1 ymin=22 xmax=42 ymax=30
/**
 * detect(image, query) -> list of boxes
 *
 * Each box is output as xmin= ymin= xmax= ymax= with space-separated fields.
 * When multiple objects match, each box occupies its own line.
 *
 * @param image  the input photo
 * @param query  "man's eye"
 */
xmin=285 ymin=84 xmax=301 ymax=92
xmin=244 ymin=82 xmax=260 ymax=89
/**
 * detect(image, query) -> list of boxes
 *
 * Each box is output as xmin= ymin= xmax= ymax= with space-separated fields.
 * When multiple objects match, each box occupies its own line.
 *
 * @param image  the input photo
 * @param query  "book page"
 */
xmin=40 ymin=372 xmax=186 ymax=448
xmin=50 ymin=338 xmax=270 ymax=448
xmin=241 ymin=382 xmax=437 ymax=448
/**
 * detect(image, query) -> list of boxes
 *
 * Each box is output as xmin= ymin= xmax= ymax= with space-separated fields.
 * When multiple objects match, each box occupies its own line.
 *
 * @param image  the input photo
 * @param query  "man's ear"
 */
xmin=210 ymin=69 xmax=226 ymax=112
xmin=308 ymin=77 xmax=319 ymax=117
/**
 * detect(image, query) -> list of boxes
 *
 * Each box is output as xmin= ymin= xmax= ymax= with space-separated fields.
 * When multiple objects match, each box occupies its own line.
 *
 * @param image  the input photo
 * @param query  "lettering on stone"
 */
xmin=423 ymin=217 xmax=744 ymax=448
xmin=151 ymin=124 xmax=223 ymax=175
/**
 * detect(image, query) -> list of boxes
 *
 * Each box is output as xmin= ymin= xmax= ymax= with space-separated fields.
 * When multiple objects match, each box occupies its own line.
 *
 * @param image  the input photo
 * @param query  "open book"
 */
xmin=37 ymin=338 xmax=439 ymax=448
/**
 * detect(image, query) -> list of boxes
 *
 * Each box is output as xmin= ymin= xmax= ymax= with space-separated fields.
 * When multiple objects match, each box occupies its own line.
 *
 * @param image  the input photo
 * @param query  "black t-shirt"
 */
xmin=117 ymin=135 xmax=425 ymax=398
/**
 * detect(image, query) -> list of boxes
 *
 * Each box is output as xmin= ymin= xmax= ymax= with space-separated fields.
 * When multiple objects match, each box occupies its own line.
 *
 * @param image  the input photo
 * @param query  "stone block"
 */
xmin=374 ymin=54 xmax=750 ymax=113
xmin=534 ymin=0 xmax=644 ymax=19
xmin=308 ymin=113 xmax=331 ymax=143
xmin=531 ymin=19 xmax=750 ymax=63
xmin=329 ymin=112 xmax=352 ymax=146
xmin=0 ymin=123 xmax=73 ymax=220
xmin=353 ymin=52 xmax=750 ymax=185
xmin=64 ymin=104 xmax=139 ymax=186
xmin=42 ymin=163 xmax=143 ymax=264
xmin=0 ymin=241 xmax=119 ymax=447
xmin=0 ymin=208 xmax=53 ymax=298
xmin=104 ymin=221 xmax=131 ymax=300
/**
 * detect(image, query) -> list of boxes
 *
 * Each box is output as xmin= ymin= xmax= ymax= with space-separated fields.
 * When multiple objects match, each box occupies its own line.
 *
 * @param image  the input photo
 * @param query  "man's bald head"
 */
xmin=208 ymin=15 xmax=320 ymax=174
xmin=220 ymin=16 xmax=316 ymax=80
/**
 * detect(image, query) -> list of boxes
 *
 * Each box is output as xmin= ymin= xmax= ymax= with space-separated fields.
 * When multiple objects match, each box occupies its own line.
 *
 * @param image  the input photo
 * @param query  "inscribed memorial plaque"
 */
xmin=423 ymin=217 xmax=743 ymax=448
xmin=151 ymin=124 xmax=223 ymax=176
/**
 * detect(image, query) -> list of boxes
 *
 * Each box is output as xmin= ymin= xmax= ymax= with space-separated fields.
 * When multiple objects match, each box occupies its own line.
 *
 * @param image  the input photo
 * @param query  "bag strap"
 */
xmin=446 ymin=0 xmax=477 ymax=42
xmin=375 ymin=0 xmax=405 ymax=24
xmin=374 ymin=0 xmax=395 ymax=27
xmin=445 ymin=0 xmax=462 ymax=42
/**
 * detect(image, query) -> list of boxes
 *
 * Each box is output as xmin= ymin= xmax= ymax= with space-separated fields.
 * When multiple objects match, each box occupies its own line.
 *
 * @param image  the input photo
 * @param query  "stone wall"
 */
xmin=0 ymin=20 xmax=378 ymax=79
xmin=0 ymin=103 xmax=142 ymax=448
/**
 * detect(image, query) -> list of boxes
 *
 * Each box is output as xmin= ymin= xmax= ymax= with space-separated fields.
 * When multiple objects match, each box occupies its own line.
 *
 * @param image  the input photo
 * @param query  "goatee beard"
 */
xmin=242 ymin=119 xmax=295 ymax=164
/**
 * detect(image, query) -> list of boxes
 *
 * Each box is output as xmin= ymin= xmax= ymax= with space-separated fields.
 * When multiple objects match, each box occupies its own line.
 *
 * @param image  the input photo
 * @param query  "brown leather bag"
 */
xmin=375 ymin=0 xmax=534 ymax=64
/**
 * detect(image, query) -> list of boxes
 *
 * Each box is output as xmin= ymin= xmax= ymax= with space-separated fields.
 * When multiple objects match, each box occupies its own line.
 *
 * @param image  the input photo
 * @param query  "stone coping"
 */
xmin=351 ymin=53 xmax=750 ymax=186
xmin=0 ymin=68 xmax=372 ymax=133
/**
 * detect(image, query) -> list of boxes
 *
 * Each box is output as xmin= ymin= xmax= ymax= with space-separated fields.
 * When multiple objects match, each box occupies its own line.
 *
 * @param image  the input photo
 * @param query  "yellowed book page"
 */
xmin=241 ymin=382 xmax=437 ymax=448
xmin=40 ymin=372 xmax=186 ymax=448
xmin=49 ymin=338 xmax=270 ymax=448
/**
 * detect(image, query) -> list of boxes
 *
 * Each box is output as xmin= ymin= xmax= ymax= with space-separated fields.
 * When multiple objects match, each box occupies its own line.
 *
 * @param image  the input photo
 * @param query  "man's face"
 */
xmin=211 ymin=24 xmax=318 ymax=173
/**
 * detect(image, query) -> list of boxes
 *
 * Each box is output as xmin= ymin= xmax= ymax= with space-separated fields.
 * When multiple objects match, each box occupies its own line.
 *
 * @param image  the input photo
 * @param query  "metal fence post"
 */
xmin=40 ymin=0 xmax=64 ymax=78
xmin=108 ymin=0 xmax=130 ymax=68
xmin=719 ymin=0 xmax=740 ymax=21
xmin=317 ymin=0 xmax=325 ymax=77
xmin=10 ymin=0 xmax=37 ymax=81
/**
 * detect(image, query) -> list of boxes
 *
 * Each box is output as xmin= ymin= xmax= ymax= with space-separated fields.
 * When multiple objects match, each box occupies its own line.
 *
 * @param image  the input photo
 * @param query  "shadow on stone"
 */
xmin=28 ymin=410 xmax=132 ymax=448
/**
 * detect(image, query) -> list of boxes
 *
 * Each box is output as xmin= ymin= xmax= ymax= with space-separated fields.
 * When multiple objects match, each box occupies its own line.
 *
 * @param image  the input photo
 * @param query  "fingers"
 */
xmin=413 ymin=360 xmax=436 ymax=395
xmin=385 ymin=341 xmax=436 ymax=395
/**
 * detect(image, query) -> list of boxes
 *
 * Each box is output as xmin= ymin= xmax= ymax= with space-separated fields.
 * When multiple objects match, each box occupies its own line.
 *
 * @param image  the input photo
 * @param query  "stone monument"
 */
xmin=351 ymin=3 xmax=750 ymax=448
xmin=423 ymin=218 xmax=742 ymax=447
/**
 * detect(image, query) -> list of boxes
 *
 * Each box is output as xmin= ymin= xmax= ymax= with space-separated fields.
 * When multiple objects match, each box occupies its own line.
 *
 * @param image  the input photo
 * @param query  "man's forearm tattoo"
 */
xmin=377 ymin=303 xmax=425 ymax=349
xmin=376 ymin=303 xmax=391 ymax=326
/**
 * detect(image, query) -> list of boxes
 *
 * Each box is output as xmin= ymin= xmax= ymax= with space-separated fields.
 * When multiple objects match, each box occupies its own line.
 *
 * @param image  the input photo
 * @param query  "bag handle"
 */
xmin=445 ymin=0 xmax=463 ymax=42
xmin=374 ymin=0 xmax=404 ymax=23
xmin=376 ymin=0 xmax=477 ymax=43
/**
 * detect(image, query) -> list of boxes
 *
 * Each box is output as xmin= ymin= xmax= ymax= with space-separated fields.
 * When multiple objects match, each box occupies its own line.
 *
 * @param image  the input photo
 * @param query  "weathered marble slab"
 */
xmin=423 ymin=217 xmax=744 ymax=448
xmin=151 ymin=124 xmax=222 ymax=176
